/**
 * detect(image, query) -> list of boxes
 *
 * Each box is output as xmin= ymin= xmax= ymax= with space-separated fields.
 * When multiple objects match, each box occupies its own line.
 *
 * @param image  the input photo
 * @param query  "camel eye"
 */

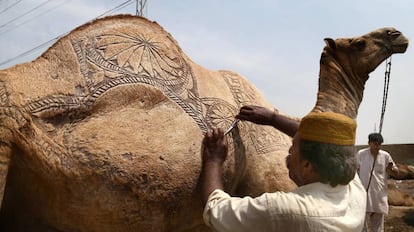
xmin=386 ymin=30 xmax=401 ymax=39
xmin=353 ymin=39 xmax=366 ymax=49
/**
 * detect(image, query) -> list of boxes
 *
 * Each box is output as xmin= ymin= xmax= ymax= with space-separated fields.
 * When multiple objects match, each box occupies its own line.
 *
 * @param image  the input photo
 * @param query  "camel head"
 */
xmin=314 ymin=27 xmax=409 ymax=118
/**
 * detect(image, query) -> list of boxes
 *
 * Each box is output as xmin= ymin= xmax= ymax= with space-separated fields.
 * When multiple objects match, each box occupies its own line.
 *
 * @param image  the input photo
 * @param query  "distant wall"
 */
xmin=355 ymin=144 xmax=414 ymax=165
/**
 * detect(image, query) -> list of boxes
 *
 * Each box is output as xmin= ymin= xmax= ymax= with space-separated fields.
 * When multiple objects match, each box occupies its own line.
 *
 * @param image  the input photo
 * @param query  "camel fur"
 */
xmin=0 ymin=15 xmax=409 ymax=231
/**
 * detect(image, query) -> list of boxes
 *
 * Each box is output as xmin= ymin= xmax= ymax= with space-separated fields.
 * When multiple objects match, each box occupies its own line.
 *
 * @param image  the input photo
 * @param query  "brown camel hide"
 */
xmin=0 ymin=15 xmax=409 ymax=231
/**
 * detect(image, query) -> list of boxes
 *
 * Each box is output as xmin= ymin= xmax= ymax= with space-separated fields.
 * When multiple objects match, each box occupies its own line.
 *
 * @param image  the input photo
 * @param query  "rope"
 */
xmin=365 ymin=59 xmax=392 ymax=230
xmin=379 ymin=56 xmax=392 ymax=133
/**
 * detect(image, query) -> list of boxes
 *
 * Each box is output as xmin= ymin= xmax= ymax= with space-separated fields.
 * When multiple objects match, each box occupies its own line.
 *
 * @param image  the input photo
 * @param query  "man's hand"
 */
xmin=235 ymin=105 xmax=275 ymax=125
xmin=202 ymin=128 xmax=228 ymax=164
xmin=387 ymin=162 xmax=399 ymax=175
xmin=236 ymin=105 xmax=299 ymax=137
xmin=200 ymin=128 xmax=228 ymax=206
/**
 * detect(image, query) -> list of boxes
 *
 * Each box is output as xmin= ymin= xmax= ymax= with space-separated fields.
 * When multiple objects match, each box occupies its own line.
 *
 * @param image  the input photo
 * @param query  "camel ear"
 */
xmin=324 ymin=38 xmax=336 ymax=50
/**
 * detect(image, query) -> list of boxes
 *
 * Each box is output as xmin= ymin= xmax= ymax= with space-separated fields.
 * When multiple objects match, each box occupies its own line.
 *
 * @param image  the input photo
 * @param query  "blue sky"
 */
xmin=0 ymin=0 xmax=413 ymax=144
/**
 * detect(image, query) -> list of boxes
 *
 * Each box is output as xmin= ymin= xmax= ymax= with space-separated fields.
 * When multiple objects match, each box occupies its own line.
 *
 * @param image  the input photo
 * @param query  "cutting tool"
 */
xmin=224 ymin=119 xmax=240 ymax=135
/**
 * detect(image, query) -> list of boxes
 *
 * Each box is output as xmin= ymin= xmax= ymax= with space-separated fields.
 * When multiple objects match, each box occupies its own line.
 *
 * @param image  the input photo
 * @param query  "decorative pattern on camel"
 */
xmin=0 ymin=15 xmax=408 ymax=231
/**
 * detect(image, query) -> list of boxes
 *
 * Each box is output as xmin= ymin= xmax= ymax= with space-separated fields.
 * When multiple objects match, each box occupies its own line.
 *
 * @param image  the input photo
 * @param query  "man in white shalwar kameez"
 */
xmin=200 ymin=107 xmax=366 ymax=232
xmin=356 ymin=133 xmax=399 ymax=232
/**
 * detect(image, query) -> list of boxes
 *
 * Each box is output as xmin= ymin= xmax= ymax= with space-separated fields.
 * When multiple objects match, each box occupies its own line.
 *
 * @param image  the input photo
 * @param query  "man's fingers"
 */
xmin=240 ymin=105 xmax=253 ymax=111
xmin=203 ymin=128 xmax=221 ymax=143
xmin=236 ymin=111 xmax=252 ymax=120
xmin=241 ymin=108 xmax=254 ymax=115
xmin=212 ymin=128 xmax=219 ymax=138
xmin=202 ymin=130 xmax=213 ymax=146
xmin=204 ymin=128 xmax=226 ymax=147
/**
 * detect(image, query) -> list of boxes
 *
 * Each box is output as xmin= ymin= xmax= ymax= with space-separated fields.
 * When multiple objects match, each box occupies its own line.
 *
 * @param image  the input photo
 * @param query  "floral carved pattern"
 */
xmin=23 ymin=29 xmax=246 ymax=135
xmin=6 ymin=23 xmax=277 ymax=159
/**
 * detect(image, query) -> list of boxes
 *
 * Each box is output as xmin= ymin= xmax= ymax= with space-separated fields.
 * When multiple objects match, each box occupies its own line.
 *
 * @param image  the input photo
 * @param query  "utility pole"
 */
xmin=136 ymin=0 xmax=147 ymax=17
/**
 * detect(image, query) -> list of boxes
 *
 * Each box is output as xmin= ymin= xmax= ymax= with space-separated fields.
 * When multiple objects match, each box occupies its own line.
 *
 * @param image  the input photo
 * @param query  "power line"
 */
xmin=0 ymin=0 xmax=53 ymax=30
xmin=95 ymin=0 xmax=134 ymax=18
xmin=0 ymin=0 xmax=24 ymax=15
xmin=0 ymin=0 xmax=70 ymax=36
xmin=0 ymin=0 xmax=135 ymax=68
xmin=0 ymin=35 xmax=60 ymax=67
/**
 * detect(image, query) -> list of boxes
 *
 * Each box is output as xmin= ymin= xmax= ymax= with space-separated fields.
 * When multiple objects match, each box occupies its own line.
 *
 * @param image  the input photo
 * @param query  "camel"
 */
xmin=390 ymin=164 xmax=414 ymax=180
xmin=0 ymin=15 xmax=408 ymax=231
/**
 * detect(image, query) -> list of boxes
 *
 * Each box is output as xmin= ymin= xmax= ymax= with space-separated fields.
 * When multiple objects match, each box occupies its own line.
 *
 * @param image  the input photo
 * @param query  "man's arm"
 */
xmin=386 ymin=161 xmax=399 ymax=176
xmin=235 ymin=105 xmax=299 ymax=137
xmin=199 ymin=129 xmax=275 ymax=232
xmin=200 ymin=128 xmax=228 ymax=206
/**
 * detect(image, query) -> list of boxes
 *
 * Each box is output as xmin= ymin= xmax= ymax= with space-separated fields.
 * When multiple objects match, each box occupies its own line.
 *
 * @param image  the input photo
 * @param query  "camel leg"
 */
xmin=0 ymin=107 xmax=32 ymax=209
xmin=0 ymin=143 xmax=11 ymax=209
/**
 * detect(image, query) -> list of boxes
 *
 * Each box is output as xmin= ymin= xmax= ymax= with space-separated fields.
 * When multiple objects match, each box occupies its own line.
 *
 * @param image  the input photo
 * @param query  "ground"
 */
xmin=385 ymin=206 xmax=414 ymax=231
xmin=385 ymin=179 xmax=414 ymax=231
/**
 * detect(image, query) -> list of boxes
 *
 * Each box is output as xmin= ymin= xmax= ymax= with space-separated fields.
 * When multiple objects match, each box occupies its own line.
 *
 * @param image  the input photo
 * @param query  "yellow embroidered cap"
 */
xmin=298 ymin=111 xmax=356 ymax=146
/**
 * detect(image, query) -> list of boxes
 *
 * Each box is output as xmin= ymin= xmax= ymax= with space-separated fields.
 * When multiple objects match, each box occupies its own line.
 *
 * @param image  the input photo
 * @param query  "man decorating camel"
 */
xmin=199 ymin=106 xmax=367 ymax=231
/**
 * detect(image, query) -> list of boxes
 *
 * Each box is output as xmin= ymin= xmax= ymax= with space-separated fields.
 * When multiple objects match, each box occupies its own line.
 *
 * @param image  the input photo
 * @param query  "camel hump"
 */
xmin=0 ymin=14 xmax=293 ymax=231
xmin=0 ymin=15 xmax=198 ymax=119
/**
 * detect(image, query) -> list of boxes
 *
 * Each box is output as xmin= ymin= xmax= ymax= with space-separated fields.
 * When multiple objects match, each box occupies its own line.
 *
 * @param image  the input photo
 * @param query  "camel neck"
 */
xmin=312 ymin=58 xmax=366 ymax=119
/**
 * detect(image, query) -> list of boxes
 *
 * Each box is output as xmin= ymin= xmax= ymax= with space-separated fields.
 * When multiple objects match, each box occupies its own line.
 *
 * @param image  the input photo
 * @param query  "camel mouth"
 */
xmin=392 ymin=40 xmax=409 ymax=53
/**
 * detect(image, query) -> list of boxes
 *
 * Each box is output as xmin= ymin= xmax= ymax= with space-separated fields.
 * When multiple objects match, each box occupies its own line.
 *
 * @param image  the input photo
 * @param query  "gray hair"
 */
xmin=299 ymin=139 xmax=357 ymax=187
